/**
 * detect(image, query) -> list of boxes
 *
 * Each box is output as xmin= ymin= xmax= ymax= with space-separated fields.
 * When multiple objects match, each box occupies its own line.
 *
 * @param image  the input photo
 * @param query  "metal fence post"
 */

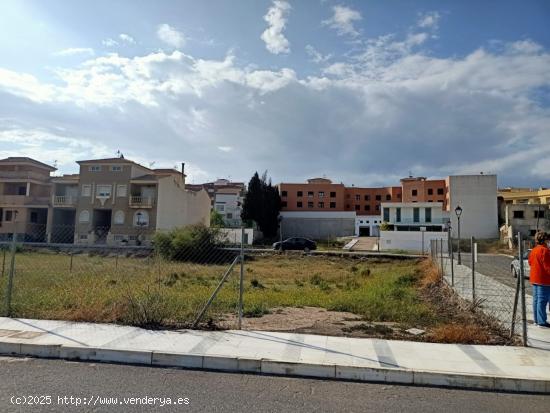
xmin=238 ymin=227 xmax=245 ymax=330
xmin=518 ymin=232 xmax=528 ymax=346
xmin=471 ymin=236 xmax=475 ymax=302
xmin=440 ymin=238 xmax=444 ymax=278
xmin=69 ymin=252 xmax=74 ymax=273
xmin=4 ymin=223 xmax=18 ymax=317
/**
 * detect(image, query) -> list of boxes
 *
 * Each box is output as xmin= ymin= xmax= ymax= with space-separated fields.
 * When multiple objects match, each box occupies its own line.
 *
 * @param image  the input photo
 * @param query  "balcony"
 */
xmin=0 ymin=195 xmax=50 ymax=206
xmin=129 ymin=196 xmax=155 ymax=208
xmin=393 ymin=218 xmax=449 ymax=225
xmin=52 ymin=195 xmax=78 ymax=207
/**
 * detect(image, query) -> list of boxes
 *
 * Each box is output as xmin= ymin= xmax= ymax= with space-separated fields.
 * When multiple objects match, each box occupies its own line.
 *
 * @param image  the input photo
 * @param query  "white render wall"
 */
xmin=381 ymin=202 xmax=449 ymax=225
xmin=448 ymin=175 xmax=498 ymax=239
xmin=355 ymin=215 xmax=382 ymax=236
xmin=380 ymin=230 xmax=448 ymax=253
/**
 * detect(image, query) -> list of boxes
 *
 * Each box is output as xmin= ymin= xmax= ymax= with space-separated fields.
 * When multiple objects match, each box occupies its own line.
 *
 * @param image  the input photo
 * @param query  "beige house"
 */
xmin=0 ymin=156 xmax=211 ymax=245
xmin=0 ymin=157 xmax=55 ymax=241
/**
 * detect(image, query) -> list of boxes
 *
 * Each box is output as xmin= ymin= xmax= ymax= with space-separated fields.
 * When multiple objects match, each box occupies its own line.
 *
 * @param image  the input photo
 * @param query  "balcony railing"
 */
xmin=0 ymin=195 xmax=50 ymax=206
xmin=0 ymin=171 xmax=50 ymax=181
xmin=393 ymin=218 xmax=449 ymax=225
xmin=53 ymin=195 xmax=77 ymax=207
xmin=129 ymin=196 xmax=154 ymax=208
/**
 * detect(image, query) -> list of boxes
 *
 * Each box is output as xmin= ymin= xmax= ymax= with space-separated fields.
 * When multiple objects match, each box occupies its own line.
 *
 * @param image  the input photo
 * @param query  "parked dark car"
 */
xmin=273 ymin=237 xmax=317 ymax=252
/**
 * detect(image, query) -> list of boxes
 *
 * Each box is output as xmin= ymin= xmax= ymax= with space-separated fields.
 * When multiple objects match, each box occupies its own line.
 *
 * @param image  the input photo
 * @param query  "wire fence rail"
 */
xmin=430 ymin=233 xmax=528 ymax=345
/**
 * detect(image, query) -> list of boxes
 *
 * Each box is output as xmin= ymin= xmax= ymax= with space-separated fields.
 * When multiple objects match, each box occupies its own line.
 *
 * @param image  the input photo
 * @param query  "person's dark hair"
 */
xmin=535 ymin=231 xmax=548 ymax=245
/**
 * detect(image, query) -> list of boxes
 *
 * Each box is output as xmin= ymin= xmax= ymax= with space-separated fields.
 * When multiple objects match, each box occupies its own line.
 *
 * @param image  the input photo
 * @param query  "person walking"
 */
xmin=528 ymin=231 xmax=550 ymax=327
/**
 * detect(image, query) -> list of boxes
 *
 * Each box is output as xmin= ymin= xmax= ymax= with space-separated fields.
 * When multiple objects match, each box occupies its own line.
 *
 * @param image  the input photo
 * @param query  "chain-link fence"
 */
xmin=0 ymin=223 xmax=248 ymax=329
xmin=431 ymin=234 xmax=528 ymax=343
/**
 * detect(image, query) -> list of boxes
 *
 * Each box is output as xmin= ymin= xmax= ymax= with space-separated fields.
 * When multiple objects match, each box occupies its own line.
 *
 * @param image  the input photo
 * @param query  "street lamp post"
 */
xmin=455 ymin=205 xmax=463 ymax=265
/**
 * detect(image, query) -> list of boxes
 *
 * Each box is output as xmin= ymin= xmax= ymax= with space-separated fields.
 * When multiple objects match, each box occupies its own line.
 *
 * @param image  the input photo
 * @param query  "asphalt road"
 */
xmin=459 ymin=253 xmax=531 ymax=294
xmin=0 ymin=357 xmax=548 ymax=413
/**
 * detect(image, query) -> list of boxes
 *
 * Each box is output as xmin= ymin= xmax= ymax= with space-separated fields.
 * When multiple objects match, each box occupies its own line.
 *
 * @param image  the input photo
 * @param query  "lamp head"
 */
xmin=454 ymin=205 xmax=463 ymax=218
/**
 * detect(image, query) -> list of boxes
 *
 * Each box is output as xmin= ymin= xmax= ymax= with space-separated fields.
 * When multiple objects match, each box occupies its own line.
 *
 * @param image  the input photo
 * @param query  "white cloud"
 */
xmin=53 ymin=47 xmax=95 ymax=57
xmin=102 ymin=38 xmax=118 ymax=47
xmin=417 ymin=11 xmax=440 ymax=29
xmin=323 ymin=5 xmax=362 ymax=37
xmin=217 ymin=146 xmax=233 ymax=152
xmin=261 ymin=0 xmax=291 ymax=54
xmin=157 ymin=24 xmax=186 ymax=48
xmin=305 ymin=45 xmax=332 ymax=63
xmin=119 ymin=33 xmax=135 ymax=44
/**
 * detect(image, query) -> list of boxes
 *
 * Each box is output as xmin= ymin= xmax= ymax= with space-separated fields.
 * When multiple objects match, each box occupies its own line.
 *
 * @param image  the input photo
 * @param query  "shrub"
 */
xmin=153 ymin=224 xmax=233 ymax=263
xmin=122 ymin=288 xmax=169 ymax=328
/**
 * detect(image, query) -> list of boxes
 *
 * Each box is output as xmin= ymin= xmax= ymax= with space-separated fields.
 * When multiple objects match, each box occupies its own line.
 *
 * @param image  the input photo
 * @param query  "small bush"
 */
xmin=431 ymin=323 xmax=489 ymax=344
xmin=122 ymin=288 xmax=169 ymax=328
xmin=250 ymin=278 xmax=265 ymax=289
xmin=244 ymin=302 xmax=270 ymax=317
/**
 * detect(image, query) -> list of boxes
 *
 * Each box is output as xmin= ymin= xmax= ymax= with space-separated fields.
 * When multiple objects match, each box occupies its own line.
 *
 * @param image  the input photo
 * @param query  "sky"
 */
xmin=0 ymin=0 xmax=549 ymax=187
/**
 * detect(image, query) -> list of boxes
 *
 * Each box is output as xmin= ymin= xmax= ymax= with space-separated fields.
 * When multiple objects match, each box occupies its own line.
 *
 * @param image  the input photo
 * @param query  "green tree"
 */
xmin=210 ymin=209 xmax=225 ymax=228
xmin=241 ymin=171 xmax=281 ymax=238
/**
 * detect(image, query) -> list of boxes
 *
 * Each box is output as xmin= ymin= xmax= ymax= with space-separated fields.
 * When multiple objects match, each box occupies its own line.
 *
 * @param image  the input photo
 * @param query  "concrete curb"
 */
xmin=1 ymin=342 xmax=548 ymax=393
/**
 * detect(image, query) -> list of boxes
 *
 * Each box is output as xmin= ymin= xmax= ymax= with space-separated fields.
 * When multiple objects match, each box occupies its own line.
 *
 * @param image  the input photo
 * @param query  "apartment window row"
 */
xmin=513 ymin=210 xmax=546 ymax=219
xmin=282 ymin=191 xmax=338 ymax=198
xmin=78 ymin=209 xmax=149 ymax=227
xmin=88 ymin=165 xmax=124 ymax=172
xmin=347 ymin=194 xmax=390 ymax=201
xmin=384 ymin=207 xmax=433 ymax=223
xmin=294 ymin=201 xmax=337 ymax=209
xmin=81 ymin=184 xmax=128 ymax=198
xmin=412 ymin=188 xmax=445 ymax=196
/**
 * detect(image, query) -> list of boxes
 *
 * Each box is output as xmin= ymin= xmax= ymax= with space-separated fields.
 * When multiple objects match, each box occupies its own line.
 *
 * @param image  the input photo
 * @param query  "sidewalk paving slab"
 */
xmin=1 ymin=317 xmax=550 ymax=393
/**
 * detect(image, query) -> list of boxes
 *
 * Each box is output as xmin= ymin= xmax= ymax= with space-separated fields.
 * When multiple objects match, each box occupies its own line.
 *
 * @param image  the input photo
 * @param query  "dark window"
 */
xmin=308 ymin=191 xmax=314 ymax=198
xmin=425 ymin=208 xmax=432 ymax=223
xmin=330 ymin=202 xmax=336 ymax=208
xmin=297 ymin=201 xmax=303 ymax=208
xmin=319 ymin=191 xmax=325 ymax=198
xmin=383 ymin=208 xmax=390 ymax=221
xmin=412 ymin=189 xmax=418 ymax=196
xmin=297 ymin=191 xmax=303 ymax=197
xmin=355 ymin=204 xmax=360 ymax=211
xmin=437 ymin=188 xmax=444 ymax=195
xmin=30 ymin=212 xmax=38 ymax=223
xmin=346 ymin=204 xmax=351 ymax=209
xmin=427 ymin=188 xmax=433 ymax=195
xmin=330 ymin=191 xmax=336 ymax=197
xmin=375 ymin=195 xmax=381 ymax=201
xmin=281 ymin=191 xmax=288 ymax=197
xmin=397 ymin=193 xmax=402 ymax=199
xmin=513 ymin=211 xmax=524 ymax=219
xmin=364 ymin=195 xmax=370 ymax=201
xmin=346 ymin=194 xmax=351 ymax=199
xmin=318 ymin=202 xmax=324 ymax=208
xmin=5 ymin=210 xmax=13 ymax=221
xmin=355 ymin=194 xmax=360 ymax=201
xmin=281 ymin=201 xmax=287 ymax=207
xmin=413 ymin=207 xmax=420 ymax=222
xmin=386 ymin=195 xmax=391 ymax=201
xmin=375 ymin=204 xmax=380 ymax=211
xmin=396 ymin=208 xmax=401 ymax=222
xmin=17 ymin=186 xmax=26 ymax=195
xmin=534 ymin=210 xmax=545 ymax=218
xmin=308 ymin=201 xmax=314 ymax=208
xmin=364 ymin=205 xmax=370 ymax=211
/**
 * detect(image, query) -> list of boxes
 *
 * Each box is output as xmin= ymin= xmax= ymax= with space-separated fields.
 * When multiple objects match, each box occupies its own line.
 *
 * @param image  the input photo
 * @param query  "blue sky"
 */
xmin=0 ymin=0 xmax=549 ymax=187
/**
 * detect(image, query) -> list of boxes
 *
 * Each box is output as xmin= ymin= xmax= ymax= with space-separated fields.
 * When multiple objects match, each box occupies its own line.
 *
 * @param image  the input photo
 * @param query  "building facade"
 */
xmin=187 ymin=179 xmax=245 ymax=227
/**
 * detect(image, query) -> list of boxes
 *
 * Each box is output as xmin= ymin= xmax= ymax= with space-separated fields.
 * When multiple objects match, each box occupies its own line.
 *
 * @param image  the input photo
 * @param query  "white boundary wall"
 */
xmin=380 ymin=230 xmax=448 ymax=252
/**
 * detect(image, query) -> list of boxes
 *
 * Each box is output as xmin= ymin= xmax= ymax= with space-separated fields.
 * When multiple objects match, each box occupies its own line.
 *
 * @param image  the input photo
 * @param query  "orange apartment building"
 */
xmin=400 ymin=177 xmax=447 ymax=208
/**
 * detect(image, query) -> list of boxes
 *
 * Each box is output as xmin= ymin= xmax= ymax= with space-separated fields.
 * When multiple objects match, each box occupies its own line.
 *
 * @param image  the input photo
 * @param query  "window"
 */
xmin=397 ymin=193 xmax=402 ymax=199
xmin=5 ymin=210 xmax=14 ymax=221
xmin=425 ymin=208 xmax=432 ymax=223
xmin=412 ymin=189 xmax=418 ymax=196
xmin=133 ymin=210 xmax=149 ymax=227
xmin=346 ymin=194 xmax=351 ymax=199
xmin=281 ymin=201 xmax=288 ymax=207
xmin=79 ymin=210 xmax=90 ymax=223
xmin=427 ymin=188 xmax=433 ymax=195
xmin=297 ymin=191 xmax=303 ymax=197
xmin=17 ymin=186 xmax=26 ymax=195
xmin=227 ymin=213 xmax=233 ymax=219
xmin=375 ymin=204 xmax=380 ymax=211
xmin=330 ymin=192 xmax=336 ymax=198
xmin=79 ymin=234 xmax=88 ymax=240
xmin=413 ymin=207 xmax=420 ymax=223
xmin=114 ymin=210 xmax=125 ymax=225
xmin=364 ymin=195 xmax=370 ymax=201
xmin=113 ymin=234 xmax=125 ymax=241
xmin=82 ymin=185 xmax=91 ymax=197
xmin=346 ymin=204 xmax=351 ymax=209
xmin=355 ymin=194 xmax=360 ymax=201
xmin=386 ymin=195 xmax=391 ymax=201
xmin=308 ymin=191 xmax=314 ymax=198
xmin=437 ymin=188 xmax=444 ymax=195
xmin=375 ymin=195 xmax=381 ymax=201
xmin=111 ymin=165 xmax=122 ymax=172
xmin=116 ymin=184 xmax=127 ymax=197
xmin=30 ymin=212 xmax=38 ymax=223
xmin=297 ymin=201 xmax=303 ymax=208
xmin=215 ymin=203 xmax=225 ymax=212
xmin=89 ymin=165 xmax=101 ymax=172
xmin=318 ymin=202 xmax=325 ymax=208
xmin=383 ymin=208 xmax=390 ymax=222
xmin=534 ymin=210 xmax=545 ymax=219
xmin=355 ymin=205 xmax=360 ymax=211
xmin=513 ymin=211 xmax=524 ymax=219
xmin=319 ymin=191 xmax=325 ymax=198
xmin=281 ymin=191 xmax=288 ymax=197
xmin=330 ymin=202 xmax=336 ymax=208
xmin=96 ymin=185 xmax=112 ymax=197
xmin=307 ymin=201 xmax=314 ymax=208
xmin=364 ymin=205 xmax=370 ymax=211
xmin=396 ymin=208 xmax=401 ymax=223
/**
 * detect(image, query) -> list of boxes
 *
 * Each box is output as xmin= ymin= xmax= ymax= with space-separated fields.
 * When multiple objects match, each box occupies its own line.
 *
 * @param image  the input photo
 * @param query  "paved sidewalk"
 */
xmin=1 ymin=317 xmax=550 ymax=393
xmin=441 ymin=258 xmax=550 ymax=351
